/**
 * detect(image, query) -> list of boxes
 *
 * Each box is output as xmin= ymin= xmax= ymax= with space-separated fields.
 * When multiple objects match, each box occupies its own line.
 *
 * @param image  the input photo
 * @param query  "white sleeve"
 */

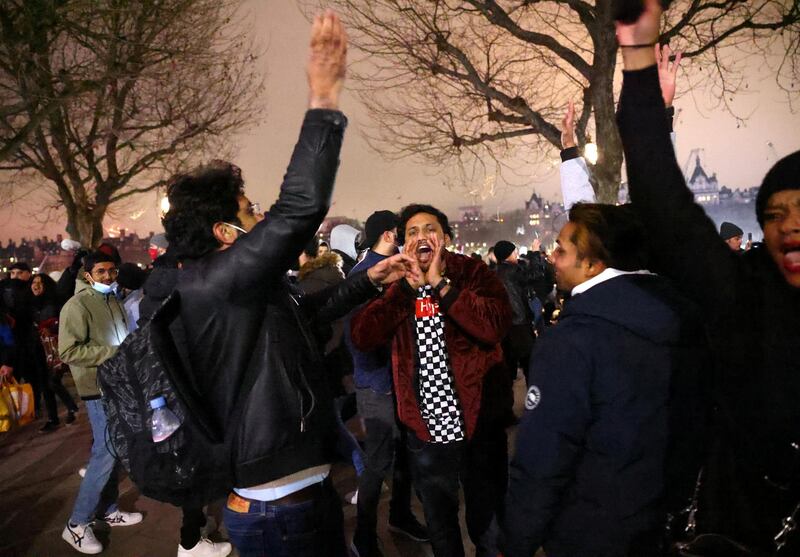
xmin=560 ymin=156 xmax=596 ymax=210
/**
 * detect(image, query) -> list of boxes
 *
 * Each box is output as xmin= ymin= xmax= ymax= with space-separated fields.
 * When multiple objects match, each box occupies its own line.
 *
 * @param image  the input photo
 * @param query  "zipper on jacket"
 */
xmin=286 ymin=294 xmax=318 ymax=432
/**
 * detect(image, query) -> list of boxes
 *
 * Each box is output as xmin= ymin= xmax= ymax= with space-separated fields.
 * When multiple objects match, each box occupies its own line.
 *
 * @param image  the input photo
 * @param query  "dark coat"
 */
xmin=618 ymin=66 xmax=800 ymax=551
xmin=503 ymin=274 xmax=704 ymax=557
xmin=495 ymin=261 xmax=531 ymax=326
xmin=173 ymin=109 xmax=370 ymax=489
xmin=297 ymin=252 xmax=345 ymax=295
xmin=351 ymin=251 xmax=512 ymax=442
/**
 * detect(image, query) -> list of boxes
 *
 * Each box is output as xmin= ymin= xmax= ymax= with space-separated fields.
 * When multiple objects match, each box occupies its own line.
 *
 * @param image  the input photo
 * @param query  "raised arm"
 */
xmin=559 ymin=101 xmax=597 ymax=210
xmin=616 ymin=1 xmax=739 ymax=310
xmin=438 ymin=256 xmax=512 ymax=346
xmin=211 ymin=12 xmax=349 ymax=291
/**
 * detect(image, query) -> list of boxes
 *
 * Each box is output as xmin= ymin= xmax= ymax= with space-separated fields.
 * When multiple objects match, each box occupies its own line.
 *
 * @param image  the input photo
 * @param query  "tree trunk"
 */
xmin=65 ymin=206 xmax=106 ymax=249
xmin=589 ymin=21 xmax=625 ymax=204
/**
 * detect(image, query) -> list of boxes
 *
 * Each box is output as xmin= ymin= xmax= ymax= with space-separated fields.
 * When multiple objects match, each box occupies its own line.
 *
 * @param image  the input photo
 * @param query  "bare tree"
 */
xmin=301 ymin=0 xmax=799 ymax=202
xmin=0 ymin=0 xmax=263 ymax=246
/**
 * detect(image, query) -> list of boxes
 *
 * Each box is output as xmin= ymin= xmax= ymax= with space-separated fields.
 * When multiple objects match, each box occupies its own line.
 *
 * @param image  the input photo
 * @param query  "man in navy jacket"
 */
xmin=502 ymin=203 xmax=704 ymax=557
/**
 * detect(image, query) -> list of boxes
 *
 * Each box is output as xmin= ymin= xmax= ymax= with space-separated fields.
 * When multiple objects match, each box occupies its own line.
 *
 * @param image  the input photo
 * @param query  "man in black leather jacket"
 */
xmin=162 ymin=13 xmax=417 ymax=557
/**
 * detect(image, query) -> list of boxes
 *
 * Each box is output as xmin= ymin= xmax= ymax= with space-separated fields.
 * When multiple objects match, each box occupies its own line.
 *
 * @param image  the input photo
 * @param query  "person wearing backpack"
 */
xmin=161 ymin=12 xmax=418 ymax=557
xmin=58 ymin=251 xmax=143 ymax=554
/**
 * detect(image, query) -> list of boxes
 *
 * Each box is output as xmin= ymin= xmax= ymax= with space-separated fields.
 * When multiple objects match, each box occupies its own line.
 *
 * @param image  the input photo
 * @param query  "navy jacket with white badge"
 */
xmin=502 ymin=273 xmax=704 ymax=557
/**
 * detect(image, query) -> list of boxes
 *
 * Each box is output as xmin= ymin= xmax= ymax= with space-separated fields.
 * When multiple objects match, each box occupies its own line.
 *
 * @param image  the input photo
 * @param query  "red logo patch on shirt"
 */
xmin=415 ymin=296 xmax=440 ymax=318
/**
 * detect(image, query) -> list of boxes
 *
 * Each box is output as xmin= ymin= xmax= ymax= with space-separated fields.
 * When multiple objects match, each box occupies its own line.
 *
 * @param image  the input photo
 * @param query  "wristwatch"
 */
xmin=433 ymin=277 xmax=451 ymax=297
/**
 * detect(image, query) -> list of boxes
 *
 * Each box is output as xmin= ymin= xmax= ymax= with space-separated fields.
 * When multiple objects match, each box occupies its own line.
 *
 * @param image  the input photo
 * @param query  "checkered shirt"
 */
xmin=414 ymin=285 xmax=464 ymax=444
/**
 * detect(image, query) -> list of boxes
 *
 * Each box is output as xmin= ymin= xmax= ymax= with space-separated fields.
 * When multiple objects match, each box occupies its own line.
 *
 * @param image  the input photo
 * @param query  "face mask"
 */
xmin=222 ymin=222 xmax=247 ymax=237
xmin=91 ymin=280 xmax=114 ymax=295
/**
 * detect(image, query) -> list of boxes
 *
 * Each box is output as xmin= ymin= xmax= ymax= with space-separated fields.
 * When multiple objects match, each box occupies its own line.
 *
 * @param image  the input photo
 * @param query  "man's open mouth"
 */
xmin=781 ymin=242 xmax=800 ymax=273
xmin=417 ymin=243 xmax=432 ymax=262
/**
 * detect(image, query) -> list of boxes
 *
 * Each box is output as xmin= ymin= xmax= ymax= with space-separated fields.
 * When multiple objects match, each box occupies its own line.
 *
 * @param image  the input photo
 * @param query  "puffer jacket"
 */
xmin=58 ymin=280 xmax=129 ymax=399
xmin=503 ymin=274 xmax=704 ymax=557
xmin=174 ymin=109 xmax=367 ymax=489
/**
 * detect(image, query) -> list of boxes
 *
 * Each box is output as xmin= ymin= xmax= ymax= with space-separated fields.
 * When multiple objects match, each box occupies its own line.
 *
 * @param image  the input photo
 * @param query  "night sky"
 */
xmin=1 ymin=0 xmax=798 ymax=242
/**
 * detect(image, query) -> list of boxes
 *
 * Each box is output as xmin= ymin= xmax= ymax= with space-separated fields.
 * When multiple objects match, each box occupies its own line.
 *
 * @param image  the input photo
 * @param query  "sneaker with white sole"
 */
xmin=177 ymin=538 xmax=232 ymax=557
xmin=62 ymin=522 xmax=103 ymax=554
xmin=101 ymin=509 xmax=143 ymax=527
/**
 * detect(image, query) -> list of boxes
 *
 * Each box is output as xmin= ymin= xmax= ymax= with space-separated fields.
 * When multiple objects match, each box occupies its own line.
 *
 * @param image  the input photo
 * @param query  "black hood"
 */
xmin=563 ymin=274 xmax=693 ymax=345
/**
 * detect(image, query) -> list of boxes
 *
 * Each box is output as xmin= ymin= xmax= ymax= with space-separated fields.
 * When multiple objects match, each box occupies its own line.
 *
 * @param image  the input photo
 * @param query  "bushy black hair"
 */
xmin=83 ymin=251 xmax=116 ymax=274
xmin=568 ymin=203 xmax=648 ymax=272
xmin=397 ymin=203 xmax=452 ymax=244
xmin=162 ymin=161 xmax=245 ymax=260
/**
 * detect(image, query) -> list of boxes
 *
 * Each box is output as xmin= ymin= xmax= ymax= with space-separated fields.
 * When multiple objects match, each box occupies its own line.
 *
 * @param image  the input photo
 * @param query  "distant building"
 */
xmin=687 ymin=155 xmax=720 ymax=206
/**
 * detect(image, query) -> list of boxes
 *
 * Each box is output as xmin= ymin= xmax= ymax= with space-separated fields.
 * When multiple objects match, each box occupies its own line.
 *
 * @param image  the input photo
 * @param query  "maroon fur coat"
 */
xmin=351 ymin=251 xmax=512 ymax=441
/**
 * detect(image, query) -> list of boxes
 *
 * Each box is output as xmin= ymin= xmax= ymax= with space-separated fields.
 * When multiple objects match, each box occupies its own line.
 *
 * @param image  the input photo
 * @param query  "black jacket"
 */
xmin=174 ymin=109 xmax=370 ymax=488
xmin=618 ymin=66 xmax=800 ymax=551
xmin=503 ymin=274 xmax=704 ymax=557
xmin=495 ymin=262 xmax=531 ymax=326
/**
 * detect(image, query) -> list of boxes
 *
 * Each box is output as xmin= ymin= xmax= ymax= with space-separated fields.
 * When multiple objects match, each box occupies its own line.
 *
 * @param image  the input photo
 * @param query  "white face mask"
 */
xmin=91 ymin=280 xmax=114 ymax=295
xmin=222 ymin=222 xmax=247 ymax=237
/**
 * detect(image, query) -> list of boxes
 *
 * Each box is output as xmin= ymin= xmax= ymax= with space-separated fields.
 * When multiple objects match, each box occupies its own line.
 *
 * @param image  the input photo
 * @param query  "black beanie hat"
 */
xmin=719 ymin=221 xmax=743 ymax=240
xmin=756 ymin=150 xmax=800 ymax=227
xmin=493 ymin=240 xmax=516 ymax=262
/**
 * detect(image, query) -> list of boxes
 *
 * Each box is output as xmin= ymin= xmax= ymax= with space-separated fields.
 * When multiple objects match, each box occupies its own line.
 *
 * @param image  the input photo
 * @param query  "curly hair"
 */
xmin=162 ymin=161 xmax=245 ymax=260
xmin=397 ymin=203 xmax=452 ymax=245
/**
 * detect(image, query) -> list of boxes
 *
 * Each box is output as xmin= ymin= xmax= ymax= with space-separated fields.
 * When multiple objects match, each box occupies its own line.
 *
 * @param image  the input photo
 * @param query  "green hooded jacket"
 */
xmin=58 ymin=279 xmax=129 ymax=399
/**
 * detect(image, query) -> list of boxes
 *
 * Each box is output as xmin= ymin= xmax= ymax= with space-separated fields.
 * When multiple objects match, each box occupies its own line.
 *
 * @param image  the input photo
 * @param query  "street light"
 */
xmin=584 ymin=142 xmax=598 ymax=165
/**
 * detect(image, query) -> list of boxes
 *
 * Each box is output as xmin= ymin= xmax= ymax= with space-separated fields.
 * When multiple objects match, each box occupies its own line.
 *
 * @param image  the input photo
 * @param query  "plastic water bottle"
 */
xmin=150 ymin=396 xmax=181 ymax=443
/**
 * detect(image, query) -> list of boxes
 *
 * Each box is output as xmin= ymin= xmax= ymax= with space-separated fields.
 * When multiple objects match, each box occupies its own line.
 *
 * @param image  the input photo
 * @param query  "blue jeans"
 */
xmin=69 ymin=399 xmax=119 ymax=525
xmin=223 ymin=478 xmax=347 ymax=557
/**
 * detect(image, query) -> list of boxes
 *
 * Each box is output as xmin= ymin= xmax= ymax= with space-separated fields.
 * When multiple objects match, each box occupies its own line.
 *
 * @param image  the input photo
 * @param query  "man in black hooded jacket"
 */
xmin=616 ymin=2 xmax=800 ymax=552
xmin=502 ymin=204 xmax=704 ymax=556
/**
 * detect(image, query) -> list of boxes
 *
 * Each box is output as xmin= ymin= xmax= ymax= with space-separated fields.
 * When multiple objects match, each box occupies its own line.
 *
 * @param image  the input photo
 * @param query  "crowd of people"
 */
xmin=1 ymin=3 xmax=798 ymax=557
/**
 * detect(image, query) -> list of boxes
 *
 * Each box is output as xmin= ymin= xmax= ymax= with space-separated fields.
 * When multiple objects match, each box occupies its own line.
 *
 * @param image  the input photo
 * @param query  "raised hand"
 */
xmin=367 ymin=253 xmax=418 ymax=285
xmin=656 ymin=43 xmax=682 ymax=107
xmin=0 ymin=365 xmax=13 ymax=377
xmin=561 ymin=101 xmax=576 ymax=149
xmin=425 ymin=234 xmax=446 ymax=286
xmin=616 ymin=0 xmax=662 ymax=70
xmin=307 ymin=10 xmax=348 ymax=110
xmin=403 ymin=237 xmax=425 ymax=289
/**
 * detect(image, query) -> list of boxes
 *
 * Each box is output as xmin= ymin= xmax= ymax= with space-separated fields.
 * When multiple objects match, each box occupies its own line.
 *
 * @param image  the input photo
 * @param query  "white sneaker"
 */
xmin=62 ymin=523 xmax=103 ymax=554
xmin=78 ymin=467 xmax=86 ymax=478
xmin=177 ymin=538 xmax=232 ymax=557
xmin=101 ymin=509 xmax=143 ymax=527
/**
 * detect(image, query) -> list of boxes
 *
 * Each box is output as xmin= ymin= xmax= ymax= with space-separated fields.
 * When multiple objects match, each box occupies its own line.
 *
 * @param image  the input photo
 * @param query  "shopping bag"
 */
xmin=7 ymin=377 xmax=35 ymax=426
xmin=0 ymin=378 xmax=18 ymax=432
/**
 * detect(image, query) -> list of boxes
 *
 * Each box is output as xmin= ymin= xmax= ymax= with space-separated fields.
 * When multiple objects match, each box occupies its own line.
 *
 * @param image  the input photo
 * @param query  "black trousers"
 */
xmin=354 ymin=388 xmax=414 ymax=541
xmin=181 ymin=505 xmax=205 ymax=549
xmin=502 ymin=324 xmax=535 ymax=383
xmin=406 ymin=417 xmax=508 ymax=557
